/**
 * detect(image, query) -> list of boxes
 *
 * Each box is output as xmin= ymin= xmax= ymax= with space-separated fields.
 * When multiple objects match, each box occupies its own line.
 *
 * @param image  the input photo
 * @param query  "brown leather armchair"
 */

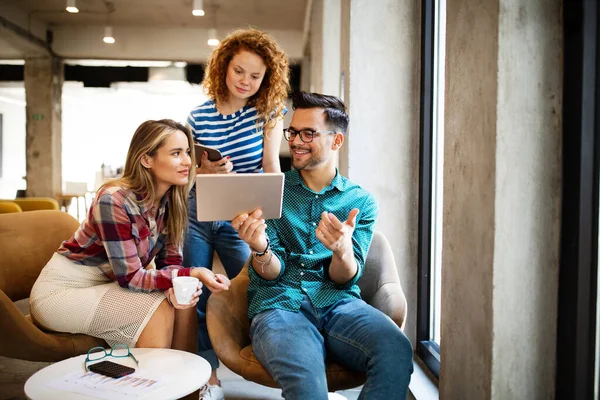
xmin=0 ymin=210 xmax=106 ymax=362
xmin=206 ymin=231 xmax=407 ymax=391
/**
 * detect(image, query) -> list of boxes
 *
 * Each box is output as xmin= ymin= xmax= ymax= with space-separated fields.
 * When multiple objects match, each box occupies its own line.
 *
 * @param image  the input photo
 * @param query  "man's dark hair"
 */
xmin=292 ymin=91 xmax=349 ymax=134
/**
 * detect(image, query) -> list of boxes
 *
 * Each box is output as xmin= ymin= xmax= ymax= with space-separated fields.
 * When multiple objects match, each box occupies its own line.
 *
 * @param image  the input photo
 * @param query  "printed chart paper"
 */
xmin=47 ymin=369 xmax=172 ymax=399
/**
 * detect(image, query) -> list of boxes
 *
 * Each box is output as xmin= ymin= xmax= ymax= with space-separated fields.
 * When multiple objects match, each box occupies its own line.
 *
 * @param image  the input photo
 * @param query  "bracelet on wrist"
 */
xmin=252 ymin=249 xmax=273 ymax=274
xmin=253 ymin=237 xmax=270 ymax=256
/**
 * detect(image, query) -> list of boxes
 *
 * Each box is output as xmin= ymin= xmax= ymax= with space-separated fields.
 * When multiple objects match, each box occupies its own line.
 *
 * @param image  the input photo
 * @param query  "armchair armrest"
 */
xmin=206 ymin=263 xmax=251 ymax=375
xmin=359 ymin=231 xmax=408 ymax=330
xmin=0 ymin=289 xmax=105 ymax=361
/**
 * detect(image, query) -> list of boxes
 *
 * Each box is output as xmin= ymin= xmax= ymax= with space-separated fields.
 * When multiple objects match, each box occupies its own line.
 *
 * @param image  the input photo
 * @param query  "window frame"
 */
xmin=556 ymin=0 xmax=600 ymax=399
xmin=417 ymin=0 xmax=440 ymax=378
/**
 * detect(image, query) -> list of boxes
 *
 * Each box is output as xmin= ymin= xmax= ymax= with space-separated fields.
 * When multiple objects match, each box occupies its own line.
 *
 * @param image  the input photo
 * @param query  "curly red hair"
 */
xmin=203 ymin=29 xmax=290 ymax=132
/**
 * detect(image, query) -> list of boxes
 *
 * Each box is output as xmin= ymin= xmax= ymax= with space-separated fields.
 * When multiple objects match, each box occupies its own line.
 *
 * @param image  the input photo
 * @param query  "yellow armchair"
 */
xmin=0 ymin=201 xmax=23 ymax=214
xmin=2 ymin=198 xmax=60 ymax=212
xmin=0 ymin=210 xmax=106 ymax=361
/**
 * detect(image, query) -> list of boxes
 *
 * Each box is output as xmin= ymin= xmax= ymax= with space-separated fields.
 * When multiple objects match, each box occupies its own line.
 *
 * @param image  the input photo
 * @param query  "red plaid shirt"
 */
xmin=57 ymin=185 xmax=192 ymax=292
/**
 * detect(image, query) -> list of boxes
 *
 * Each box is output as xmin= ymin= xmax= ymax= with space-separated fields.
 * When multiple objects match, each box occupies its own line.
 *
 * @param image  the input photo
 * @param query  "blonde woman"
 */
xmin=30 ymin=119 xmax=230 ymax=354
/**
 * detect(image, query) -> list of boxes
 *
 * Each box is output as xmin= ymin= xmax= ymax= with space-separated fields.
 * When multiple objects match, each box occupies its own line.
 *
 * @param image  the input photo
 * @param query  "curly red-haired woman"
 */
xmin=183 ymin=28 xmax=290 ymax=399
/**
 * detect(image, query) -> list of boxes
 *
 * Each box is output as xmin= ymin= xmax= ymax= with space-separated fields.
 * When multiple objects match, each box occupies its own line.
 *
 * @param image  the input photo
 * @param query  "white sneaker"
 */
xmin=328 ymin=393 xmax=348 ymax=400
xmin=199 ymin=383 xmax=225 ymax=400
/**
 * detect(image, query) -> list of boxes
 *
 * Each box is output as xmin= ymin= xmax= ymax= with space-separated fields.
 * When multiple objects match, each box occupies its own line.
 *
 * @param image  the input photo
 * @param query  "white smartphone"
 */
xmin=194 ymin=143 xmax=223 ymax=164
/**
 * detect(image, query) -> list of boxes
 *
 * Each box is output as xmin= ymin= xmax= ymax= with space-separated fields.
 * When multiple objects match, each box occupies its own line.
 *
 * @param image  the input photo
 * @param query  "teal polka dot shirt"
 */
xmin=247 ymin=168 xmax=379 ymax=320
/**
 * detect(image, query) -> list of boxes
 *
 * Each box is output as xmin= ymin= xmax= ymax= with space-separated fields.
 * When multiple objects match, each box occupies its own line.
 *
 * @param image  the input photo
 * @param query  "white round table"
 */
xmin=25 ymin=348 xmax=211 ymax=400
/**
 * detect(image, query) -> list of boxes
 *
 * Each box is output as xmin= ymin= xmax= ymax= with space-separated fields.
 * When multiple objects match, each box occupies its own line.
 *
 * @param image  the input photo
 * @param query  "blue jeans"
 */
xmin=183 ymin=186 xmax=251 ymax=369
xmin=250 ymin=296 xmax=414 ymax=400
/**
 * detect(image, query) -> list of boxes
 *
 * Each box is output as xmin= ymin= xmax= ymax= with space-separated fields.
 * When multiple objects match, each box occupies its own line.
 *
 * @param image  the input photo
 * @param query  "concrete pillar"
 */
xmin=321 ymin=0 xmax=341 ymax=97
xmin=24 ymin=57 xmax=63 ymax=197
xmin=441 ymin=0 xmax=561 ymax=398
xmin=339 ymin=0 xmax=421 ymax=344
xmin=309 ymin=0 xmax=341 ymax=96
xmin=300 ymin=56 xmax=312 ymax=92
xmin=309 ymin=0 xmax=323 ymax=93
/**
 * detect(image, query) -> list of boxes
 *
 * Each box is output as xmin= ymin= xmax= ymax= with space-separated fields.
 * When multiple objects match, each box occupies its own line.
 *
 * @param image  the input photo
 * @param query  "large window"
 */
xmin=417 ymin=0 xmax=445 ymax=377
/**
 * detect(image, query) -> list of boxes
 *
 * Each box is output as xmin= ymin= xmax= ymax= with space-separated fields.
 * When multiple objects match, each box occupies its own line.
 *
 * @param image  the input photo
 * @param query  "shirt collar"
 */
xmin=135 ymin=190 xmax=170 ymax=214
xmin=288 ymin=168 xmax=350 ymax=193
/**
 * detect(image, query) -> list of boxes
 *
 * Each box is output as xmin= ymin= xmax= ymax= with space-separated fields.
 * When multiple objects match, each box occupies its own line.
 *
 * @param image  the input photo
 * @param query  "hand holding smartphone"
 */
xmin=194 ymin=144 xmax=223 ymax=163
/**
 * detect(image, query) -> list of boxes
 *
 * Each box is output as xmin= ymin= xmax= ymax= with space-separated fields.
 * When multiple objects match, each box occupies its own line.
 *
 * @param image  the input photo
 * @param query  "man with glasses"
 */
xmin=231 ymin=91 xmax=413 ymax=399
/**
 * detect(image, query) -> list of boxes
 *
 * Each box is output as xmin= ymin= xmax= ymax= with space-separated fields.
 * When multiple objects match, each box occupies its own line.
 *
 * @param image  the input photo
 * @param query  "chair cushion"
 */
xmin=239 ymin=344 xmax=366 ymax=391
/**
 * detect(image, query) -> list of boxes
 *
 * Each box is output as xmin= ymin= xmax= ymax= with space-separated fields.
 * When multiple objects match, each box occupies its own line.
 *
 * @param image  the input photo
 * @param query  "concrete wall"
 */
xmin=340 ymin=0 xmax=421 ymax=344
xmin=441 ymin=0 xmax=561 ymax=398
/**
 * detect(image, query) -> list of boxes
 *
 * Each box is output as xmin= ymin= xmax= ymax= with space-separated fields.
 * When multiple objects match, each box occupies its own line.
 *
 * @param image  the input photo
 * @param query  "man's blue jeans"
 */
xmin=183 ymin=186 xmax=251 ymax=369
xmin=250 ymin=295 xmax=414 ymax=400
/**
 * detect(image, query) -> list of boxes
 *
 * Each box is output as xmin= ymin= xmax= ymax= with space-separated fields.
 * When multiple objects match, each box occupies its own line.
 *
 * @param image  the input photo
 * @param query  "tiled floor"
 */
xmin=0 ymin=355 xmax=361 ymax=400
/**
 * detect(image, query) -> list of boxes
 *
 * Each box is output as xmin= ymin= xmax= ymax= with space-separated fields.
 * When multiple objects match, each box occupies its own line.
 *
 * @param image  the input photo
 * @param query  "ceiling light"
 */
xmin=207 ymin=28 xmax=219 ymax=46
xmin=66 ymin=60 xmax=173 ymax=67
xmin=103 ymin=26 xmax=115 ymax=44
xmin=192 ymin=0 xmax=205 ymax=16
xmin=66 ymin=0 xmax=79 ymax=13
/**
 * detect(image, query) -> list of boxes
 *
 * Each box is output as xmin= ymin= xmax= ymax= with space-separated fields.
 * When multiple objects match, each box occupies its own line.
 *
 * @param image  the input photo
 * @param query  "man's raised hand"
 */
xmin=315 ymin=208 xmax=359 ymax=255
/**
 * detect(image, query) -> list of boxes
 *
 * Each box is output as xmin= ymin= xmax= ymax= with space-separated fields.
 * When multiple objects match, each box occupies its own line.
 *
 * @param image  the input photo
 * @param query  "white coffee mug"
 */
xmin=172 ymin=276 xmax=200 ymax=305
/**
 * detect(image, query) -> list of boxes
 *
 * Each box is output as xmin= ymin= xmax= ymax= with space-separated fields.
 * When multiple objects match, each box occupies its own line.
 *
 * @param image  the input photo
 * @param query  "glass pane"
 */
xmin=430 ymin=0 xmax=446 ymax=345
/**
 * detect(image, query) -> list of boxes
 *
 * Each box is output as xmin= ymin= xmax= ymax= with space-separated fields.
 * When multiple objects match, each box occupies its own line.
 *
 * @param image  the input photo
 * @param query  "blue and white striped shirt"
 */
xmin=187 ymin=99 xmax=267 ymax=173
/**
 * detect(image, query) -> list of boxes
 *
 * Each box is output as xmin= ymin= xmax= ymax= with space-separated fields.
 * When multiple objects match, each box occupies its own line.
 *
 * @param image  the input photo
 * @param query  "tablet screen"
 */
xmin=195 ymin=173 xmax=285 ymax=222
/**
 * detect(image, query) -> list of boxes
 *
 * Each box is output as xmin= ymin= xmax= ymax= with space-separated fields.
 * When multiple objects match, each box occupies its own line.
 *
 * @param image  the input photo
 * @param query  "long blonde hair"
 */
xmin=203 ymin=28 xmax=290 ymax=132
xmin=102 ymin=119 xmax=196 ymax=247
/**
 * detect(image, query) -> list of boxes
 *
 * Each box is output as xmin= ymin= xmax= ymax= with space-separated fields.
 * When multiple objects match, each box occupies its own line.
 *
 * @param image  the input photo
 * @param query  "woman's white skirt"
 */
xmin=30 ymin=253 xmax=165 ymax=348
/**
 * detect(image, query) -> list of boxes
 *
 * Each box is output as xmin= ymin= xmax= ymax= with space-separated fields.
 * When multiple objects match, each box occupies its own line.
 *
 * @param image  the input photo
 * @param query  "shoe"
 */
xmin=199 ymin=383 xmax=225 ymax=400
xmin=328 ymin=393 xmax=348 ymax=400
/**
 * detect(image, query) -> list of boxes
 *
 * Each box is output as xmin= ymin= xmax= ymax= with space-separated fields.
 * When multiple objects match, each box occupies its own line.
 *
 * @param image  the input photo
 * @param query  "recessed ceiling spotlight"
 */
xmin=207 ymin=28 xmax=219 ymax=46
xmin=103 ymin=26 xmax=115 ymax=44
xmin=66 ymin=0 xmax=79 ymax=13
xmin=192 ymin=0 xmax=205 ymax=16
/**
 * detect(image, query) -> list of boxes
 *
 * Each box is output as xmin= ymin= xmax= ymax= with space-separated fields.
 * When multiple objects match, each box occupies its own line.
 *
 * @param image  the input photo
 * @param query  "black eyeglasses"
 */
xmin=84 ymin=344 xmax=139 ymax=372
xmin=283 ymin=128 xmax=337 ymax=143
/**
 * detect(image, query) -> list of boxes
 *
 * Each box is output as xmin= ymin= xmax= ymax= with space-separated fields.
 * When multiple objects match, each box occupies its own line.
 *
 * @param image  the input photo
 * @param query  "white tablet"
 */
xmin=195 ymin=173 xmax=285 ymax=222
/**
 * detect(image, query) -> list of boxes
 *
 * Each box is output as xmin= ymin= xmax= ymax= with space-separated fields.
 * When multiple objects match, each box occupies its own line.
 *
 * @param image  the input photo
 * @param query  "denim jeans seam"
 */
xmin=325 ymin=330 xmax=373 ymax=359
xmin=325 ymin=330 xmax=376 ymax=398
xmin=252 ymin=335 xmax=280 ymax=389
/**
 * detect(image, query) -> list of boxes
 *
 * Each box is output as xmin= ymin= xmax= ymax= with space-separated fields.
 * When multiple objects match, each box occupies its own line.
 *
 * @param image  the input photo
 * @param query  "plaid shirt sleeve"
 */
xmin=154 ymin=238 xmax=185 ymax=270
xmin=92 ymin=192 xmax=191 ymax=292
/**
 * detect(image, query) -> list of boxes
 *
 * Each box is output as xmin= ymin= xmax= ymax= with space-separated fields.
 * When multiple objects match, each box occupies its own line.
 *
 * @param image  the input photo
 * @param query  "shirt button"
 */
xmin=300 ymin=272 xmax=304 ymax=276
xmin=311 ymin=222 xmax=316 ymax=226
xmin=309 ymin=250 xmax=313 ymax=254
xmin=301 ymin=263 xmax=305 ymax=267
xmin=315 ymin=195 xmax=319 ymax=199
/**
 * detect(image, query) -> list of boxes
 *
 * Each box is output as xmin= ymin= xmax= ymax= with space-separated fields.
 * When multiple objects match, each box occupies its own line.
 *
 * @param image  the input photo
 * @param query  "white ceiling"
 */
xmin=0 ymin=0 xmax=309 ymax=61
xmin=3 ymin=0 xmax=307 ymax=31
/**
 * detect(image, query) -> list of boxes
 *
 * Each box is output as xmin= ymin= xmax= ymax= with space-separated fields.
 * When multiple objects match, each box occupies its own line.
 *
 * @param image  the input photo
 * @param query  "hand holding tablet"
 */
xmin=195 ymin=173 xmax=285 ymax=222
